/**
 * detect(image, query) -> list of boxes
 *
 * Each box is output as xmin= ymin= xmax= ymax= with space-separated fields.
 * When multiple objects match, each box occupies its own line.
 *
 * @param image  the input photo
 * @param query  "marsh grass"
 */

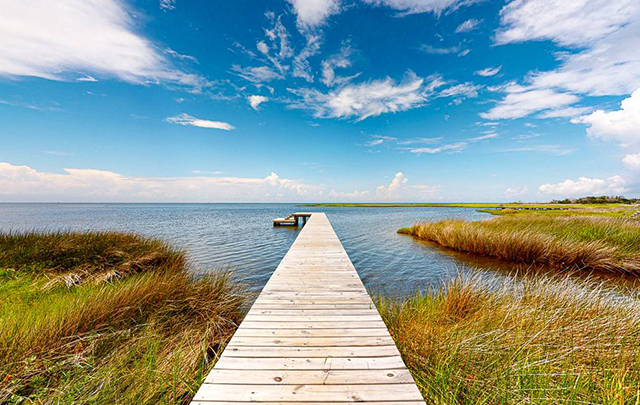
xmin=400 ymin=215 xmax=640 ymax=274
xmin=0 ymin=231 xmax=246 ymax=404
xmin=378 ymin=273 xmax=640 ymax=404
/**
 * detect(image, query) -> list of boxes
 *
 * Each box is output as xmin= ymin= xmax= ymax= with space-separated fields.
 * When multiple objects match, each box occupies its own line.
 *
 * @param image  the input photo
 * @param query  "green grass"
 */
xmin=0 ymin=231 xmax=246 ymax=404
xmin=400 ymin=215 xmax=640 ymax=274
xmin=302 ymin=202 xmax=640 ymax=218
xmin=377 ymin=273 xmax=640 ymax=404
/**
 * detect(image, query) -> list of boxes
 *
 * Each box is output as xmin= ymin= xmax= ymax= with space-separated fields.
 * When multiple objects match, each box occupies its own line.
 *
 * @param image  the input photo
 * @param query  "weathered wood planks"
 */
xmin=191 ymin=213 xmax=425 ymax=405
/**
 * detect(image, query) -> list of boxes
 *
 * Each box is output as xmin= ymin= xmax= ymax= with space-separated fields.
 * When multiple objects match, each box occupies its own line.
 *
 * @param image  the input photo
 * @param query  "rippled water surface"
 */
xmin=0 ymin=203 xmax=501 ymax=296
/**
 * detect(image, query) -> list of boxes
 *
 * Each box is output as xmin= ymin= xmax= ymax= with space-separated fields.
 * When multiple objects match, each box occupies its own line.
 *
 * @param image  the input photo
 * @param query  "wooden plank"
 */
xmin=193 ymin=402 xmax=425 ymax=405
xmin=231 ymin=328 xmax=391 ymax=338
xmin=204 ymin=369 xmax=414 ymax=384
xmin=213 ymin=356 xmax=408 ymax=370
xmin=236 ymin=321 xmax=387 ymax=329
xmin=190 ymin=213 xmax=425 ymax=405
xmin=228 ymin=336 xmax=395 ymax=347
xmin=193 ymin=383 xmax=424 ymax=402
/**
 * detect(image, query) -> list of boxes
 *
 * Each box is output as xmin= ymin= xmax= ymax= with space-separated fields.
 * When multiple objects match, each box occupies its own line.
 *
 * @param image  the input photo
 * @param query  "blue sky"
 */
xmin=1 ymin=0 xmax=639 ymax=202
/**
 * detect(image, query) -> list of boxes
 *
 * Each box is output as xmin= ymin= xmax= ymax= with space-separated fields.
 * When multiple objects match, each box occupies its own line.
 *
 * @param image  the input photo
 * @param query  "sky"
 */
xmin=0 ymin=0 xmax=639 ymax=202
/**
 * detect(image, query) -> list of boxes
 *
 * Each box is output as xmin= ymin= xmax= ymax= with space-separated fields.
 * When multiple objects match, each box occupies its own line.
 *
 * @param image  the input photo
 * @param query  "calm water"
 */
xmin=0 ymin=203 xmax=503 ymax=296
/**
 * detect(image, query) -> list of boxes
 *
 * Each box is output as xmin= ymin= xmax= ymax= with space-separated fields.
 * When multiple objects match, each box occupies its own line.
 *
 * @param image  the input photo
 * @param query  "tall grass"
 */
xmin=378 ymin=274 xmax=640 ymax=404
xmin=0 ymin=231 xmax=246 ymax=404
xmin=400 ymin=215 xmax=640 ymax=274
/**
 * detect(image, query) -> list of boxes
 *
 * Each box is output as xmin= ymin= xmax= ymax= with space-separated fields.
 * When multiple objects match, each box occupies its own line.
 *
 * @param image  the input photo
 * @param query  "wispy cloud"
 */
xmin=455 ymin=18 xmax=482 ymax=33
xmin=231 ymin=65 xmax=282 ymax=83
xmin=289 ymin=71 xmax=444 ymax=121
xmin=191 ymin=170 xmax=224 ymax=175
xmin=410 ymin=142 xmax=468 ymax=154
xmin=481 ymin=86 xmax=580 ymax=120
xmin=159 ymin=0 xmax=177 ymax=11
xmin=165 ymin=113 xmax=234 ymax=130
xmin=0 ymin=0 xmax=209 ymax=91
xmin=474 ymin=66 xmax=501 ymax=77
xmin=76 ymin=75 xmax=98 ymax=82
xmin=419 ymin=44 xmax=461 ymax=55
xmin=165 ymin=48 xmax=199 ymax=64
xmin=499 ymin=144 xmax=573 ymax=155
xmin=362 ymin=0 xmax=480 ymax=15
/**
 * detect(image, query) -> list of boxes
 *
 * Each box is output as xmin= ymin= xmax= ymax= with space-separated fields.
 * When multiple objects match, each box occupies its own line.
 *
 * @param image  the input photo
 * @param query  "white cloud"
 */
xmin=571 ymin=89 xmax=640 ymax=145
xmin=160 ymin=0 xmax=177 ymax=11
xmin=468 ymin=134 xmax=498 ymax=142
xmin=410 ymin=142 xmax=467 ymax=154
xmin=481 ymin=87 xmax=579 ymax=120
xmin=76 ymin=75 xmax=98 ymax=82
xmin=455 ymin=19 xmax=481 ymax=33
xmin=505 ymin=186 xmax=528 ymax=198
xmin=375 ymin=172 xmax=408 ymax=198
xmin=165 ymin=113 xmax=234 ymax=131
xmin=257 ymin=41 xmax=270 ymax=55
xmin=248 ymin=95 xmax=269 ymax=110
xmin=474 ymin=66 xmax=501 ymax=77
xmin=0 ymin=163 xmax=319 ymax=202
xmin=495 ymin=0 xmax=638 ymax=47
xmin=0 ymin=0 xmax=206 ymax=90
xmin=364 ymin=135 xmax=399 ymax=147
xmin=362 ymin=0 xmax=479 ymax=15
xmin=538 ymin=106 xmax=591 ymax=119
xmin=292 ymin=34 xmax=322 ymax=82
xmin=438 ymin=82 xmax=481 ymax=99
xmin=231 ymin=65 xmax=282 ymax=83
xmin=290 ymin=71 xmax=443 ymax=121
xmin=285 ymin=0 xmax=341 ymax=30
xmin=500 ymin=145 xmax=572 ymax=155
xmin=420 ymin=44 xmax=461 ymax=55
xmin=321 ymin=43 xmax=357 ymax=87
xmin=538 ymin=175 xmax=627 ymax=196
xmin=164 ymin=48 xmax=198 ymax=64
xmin=622 ymin=153 xmax=640 ymax=170
xmin=375 ymin=172 xmax=438 ymax=200
xmin=489 ymin=0 xmax=640 ymax=117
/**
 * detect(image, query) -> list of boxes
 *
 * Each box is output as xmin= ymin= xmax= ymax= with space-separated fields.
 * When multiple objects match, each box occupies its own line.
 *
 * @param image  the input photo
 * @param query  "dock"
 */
xmin=191 ymin=213 xmax=425 ymax=404
xmin=273 ymin=212 xmax=313 ymax=226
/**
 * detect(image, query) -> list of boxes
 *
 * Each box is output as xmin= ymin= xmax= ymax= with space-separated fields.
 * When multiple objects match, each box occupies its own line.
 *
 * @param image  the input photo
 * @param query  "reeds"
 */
xmin=401 ymin=215 xmax=640 ymax=274
xmin=378 ymin=273 xmax=640 ymax=404
xmin=0 ymin=231 xmax=246 ymax=404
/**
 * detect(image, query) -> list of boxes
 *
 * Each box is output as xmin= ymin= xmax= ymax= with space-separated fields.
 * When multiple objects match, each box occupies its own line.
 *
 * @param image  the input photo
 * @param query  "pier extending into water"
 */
xmin=273 ymin=212 xmax=314 ymax=226
xmin=191 ymin=213 xmax=425 ymax=404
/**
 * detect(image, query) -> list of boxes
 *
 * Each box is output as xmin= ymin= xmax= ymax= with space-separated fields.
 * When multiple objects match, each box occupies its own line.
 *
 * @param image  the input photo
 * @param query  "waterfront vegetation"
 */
xmin=399 ymin=215 xmax=640 ymax=274
xmin=304 ymin=200 xmax=640 ymax=218
xmin=2 ymin=226 xmax=640 ymax=404
xmin=0 ymin=232 xmax=246 ymax=404
xmin=378 ymin=273 xmax=640 ymax=404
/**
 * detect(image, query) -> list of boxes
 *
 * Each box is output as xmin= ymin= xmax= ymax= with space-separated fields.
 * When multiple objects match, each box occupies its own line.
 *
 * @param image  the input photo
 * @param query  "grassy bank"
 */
xmin=377 ymin=273 xmax=640 ymax=404
xmin=399 ymin=215 xmax=640 ymax=274
xmin=303 ymin=202 xmax=640 ymax=218
xmin=0 ymin=231 xmax=246 ymax=404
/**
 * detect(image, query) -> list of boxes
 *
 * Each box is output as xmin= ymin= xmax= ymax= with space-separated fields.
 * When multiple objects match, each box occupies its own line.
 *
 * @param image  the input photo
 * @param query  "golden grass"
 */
xmin=0 ymin=231 xmax=246 ymax=404
xmin=400 ymin=215 xmax=640 ymax=274
xmin=378 ymin=273 xmax=640 ymax=404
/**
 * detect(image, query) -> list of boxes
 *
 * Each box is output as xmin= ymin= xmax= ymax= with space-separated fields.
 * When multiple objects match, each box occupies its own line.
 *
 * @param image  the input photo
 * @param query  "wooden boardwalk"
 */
xmin=191 ymin=213 xmax=425 ymax=404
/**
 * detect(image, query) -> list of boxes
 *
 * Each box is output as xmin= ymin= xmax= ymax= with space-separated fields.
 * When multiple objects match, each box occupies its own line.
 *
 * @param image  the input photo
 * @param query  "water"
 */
xmin=0 ymin=203 xmax=505 ymax=296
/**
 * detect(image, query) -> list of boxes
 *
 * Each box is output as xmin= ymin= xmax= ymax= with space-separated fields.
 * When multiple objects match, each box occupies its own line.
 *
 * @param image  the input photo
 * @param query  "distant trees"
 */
xmin=550 ymin=196 xmax=640 ymax=204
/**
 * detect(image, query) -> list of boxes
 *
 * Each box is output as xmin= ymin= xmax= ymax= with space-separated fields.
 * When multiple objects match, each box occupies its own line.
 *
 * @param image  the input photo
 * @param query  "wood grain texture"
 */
xmin=190 ymin=213 xmax=425 ymax=404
